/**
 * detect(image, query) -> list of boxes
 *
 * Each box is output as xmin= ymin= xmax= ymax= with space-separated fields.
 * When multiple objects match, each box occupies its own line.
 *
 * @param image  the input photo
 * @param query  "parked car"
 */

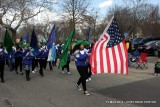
xmin=134 ymin=37 xmax=160 ymax=50
xmin=153 ymin=41 xmax=160 ymax=56
xmin=142 ymin=41 xmax=157 ymax=55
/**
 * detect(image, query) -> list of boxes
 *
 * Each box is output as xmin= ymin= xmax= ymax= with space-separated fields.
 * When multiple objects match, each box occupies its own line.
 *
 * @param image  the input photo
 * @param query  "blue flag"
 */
xmin=30 ymin=28 xmax=39 ymax=56
xmin=23 ymin=34 xmax=29 ymax=42
xmin=47 ymin=25 xmax=56 ymax=49
xmin=87 ymin=27 xmax=91 ymax=42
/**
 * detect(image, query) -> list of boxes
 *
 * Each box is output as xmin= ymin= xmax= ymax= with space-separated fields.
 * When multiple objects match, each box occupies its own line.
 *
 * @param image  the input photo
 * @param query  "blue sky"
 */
xmin=91 ymin=0 xmax=160 ymax=16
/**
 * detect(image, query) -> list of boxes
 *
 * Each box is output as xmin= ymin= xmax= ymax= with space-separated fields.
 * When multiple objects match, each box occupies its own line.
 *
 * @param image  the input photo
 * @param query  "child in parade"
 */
xmin=73 ymin=40 xmax=91 ymax=96
xmin=7 ymin=45 xmax=16 ymax=71
xmin=22 ymin=44 xmax=33 ymax=81
xmin=0 ymin=44 xmax=7 ymax=83
xmin=42 ymin=42 xmax=48 ymax=70
xmin=84 ymin=41 xmax=92 ymax=82
xmin=15 ymin=43 xmax=23 ymax=75
xmin=47 ymin=43 xmax=56 ymax=71
xmin=154 ymin=51 xmax=160 ymax=76
xmin=37 ymin=44 xmax=45 ymax=77
xmin=61 ymin=53 xmax=71 ymax=75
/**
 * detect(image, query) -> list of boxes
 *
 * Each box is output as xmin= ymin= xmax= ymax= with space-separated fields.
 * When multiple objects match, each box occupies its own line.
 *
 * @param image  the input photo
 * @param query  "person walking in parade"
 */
xmin=22 ymin=44 xmax=33 ymax=81
xmin=15 ymin=43 xmax=23 ymax=75
xmin=61 ymin=52 xmax=71 ymax=75
xmin=47 ymin=43 xmax=56 ymax=71
xmin=84 ymin=41 xmax=92 ymax=82
xmin=73 ymin=40 xmax=91 ymax=96
xmin=0 ymin=44 xmax=7 ymax=83
xmin=37 ymin=44 xmax=45 ymax=77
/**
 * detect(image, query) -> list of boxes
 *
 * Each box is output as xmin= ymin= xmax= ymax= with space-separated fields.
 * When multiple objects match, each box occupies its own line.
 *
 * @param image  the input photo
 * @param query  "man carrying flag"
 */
xmin=90 ymin=16 xmax=128 ymax=75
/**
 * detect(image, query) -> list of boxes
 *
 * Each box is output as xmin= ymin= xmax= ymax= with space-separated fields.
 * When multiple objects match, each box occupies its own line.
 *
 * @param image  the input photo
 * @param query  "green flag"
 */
xmin=4 ymin=30 xmax=13 ymax=54
xmin=58 ymin=29 xmax=75 ymax=69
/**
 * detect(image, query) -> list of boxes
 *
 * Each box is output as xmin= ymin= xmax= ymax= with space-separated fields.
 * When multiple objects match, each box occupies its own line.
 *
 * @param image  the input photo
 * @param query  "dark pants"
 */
xmin=49 ymin=61 xmax=53 ymax=70
xmin=0 ymin=61 xmax=5 ymax=81
xmin=25 ymin=70 xmax=30 ymax=81
xmin=87 ymin=64 xmax=92 ymax=78
xmin=32 ymin=58 xmax=36 ymax=71
xmin=53 ymin=58 xmax=57 ymax=66
xmin=38 ymin=59 xmax=45 ymax=76
xmin=44 ymin=57 xmax=48 ymax=69
xmin=62 ymin=61 xmax=70 ymax=72
xmin=15 ymin=57 xmax=22 ymax=72
xmin=155 ymin=67 xmax=160 ymax=74
xmin=76 ymin=66 xmax=88 ymax=91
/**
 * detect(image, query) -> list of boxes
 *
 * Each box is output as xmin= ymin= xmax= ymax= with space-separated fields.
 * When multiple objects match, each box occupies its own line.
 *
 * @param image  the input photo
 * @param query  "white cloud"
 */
xmin=99 ymin=0 xmax=113 ymax=8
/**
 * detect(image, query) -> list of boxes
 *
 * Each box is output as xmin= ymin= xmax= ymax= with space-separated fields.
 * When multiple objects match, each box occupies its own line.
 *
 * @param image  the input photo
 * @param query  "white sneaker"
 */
xmin=75 ymin=83 xmax=82 ymax=91
xmin=86 ymin=79 xmax=89 ymax=82
xmin=32 ymin=71 xmax=35 ymax=74
xmin=62 ymin=71 xmax=65 ymax=74
xmin=84 ymin=91 xmax=90 ymax=96
xmin=68 ymin=72 xmax=71 ymax=75
xmin=88 ymin=78 xmax=91 ymax=81
xmin=154 ymin=73 xmax=157 ymax=76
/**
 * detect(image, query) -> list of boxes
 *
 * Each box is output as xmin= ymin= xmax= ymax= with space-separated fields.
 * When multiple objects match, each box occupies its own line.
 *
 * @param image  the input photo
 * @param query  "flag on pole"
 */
xmin=23 ymin=34 xmax=29 ymax=42
xmin=58 ymin=29 xmax=75 ymax=69
xmin=47 ymin=25 xmax=56 ymax=49
xmin=30 ymin=28 xmax=39 ymax=56
xmin=3 ymin=30 xmax=14 ymax=54
xmin=20 ymin=37 xmax=23 ymax=42
xmin=90 ymin=16 xmax=128 ymax=75
xmin=87 ymin=27 xmax=91 ymax=42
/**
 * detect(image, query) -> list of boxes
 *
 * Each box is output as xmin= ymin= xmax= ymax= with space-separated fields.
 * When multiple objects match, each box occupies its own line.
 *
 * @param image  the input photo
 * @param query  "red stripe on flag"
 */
xmin=99 ymin=35 xmax=108 ymax=73
xmin=117 ymin=43 xmax=124 ymax=74
xmin=122 ymin=41 xmax=128 ymax=74
xmin=106 ymin=48 xmax=111 ymax=73
xmin=92 ymin=40 xmax=101 ymax=74
xmin=112 ymin=47 xmax=118 ymax=74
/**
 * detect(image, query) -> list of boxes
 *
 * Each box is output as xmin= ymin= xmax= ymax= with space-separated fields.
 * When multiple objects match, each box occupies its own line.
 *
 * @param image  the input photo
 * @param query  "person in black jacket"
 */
xmin=0 ymin=44 xmax=7 ymax=83
xmin=15 ymin=44 xmax=23 ymax=75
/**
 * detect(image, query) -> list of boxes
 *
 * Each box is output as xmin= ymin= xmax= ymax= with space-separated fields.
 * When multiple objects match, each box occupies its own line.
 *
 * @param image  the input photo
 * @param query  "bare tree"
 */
xmin=60 ymin=0 xmax=90 ymax=31
xmin=0 ymin=0 xmax=56 ymax=41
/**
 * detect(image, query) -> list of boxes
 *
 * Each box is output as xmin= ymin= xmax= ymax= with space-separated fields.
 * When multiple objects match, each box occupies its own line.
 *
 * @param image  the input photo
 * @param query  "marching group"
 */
xmin=0 ymin=40 xmax=93 ymax=96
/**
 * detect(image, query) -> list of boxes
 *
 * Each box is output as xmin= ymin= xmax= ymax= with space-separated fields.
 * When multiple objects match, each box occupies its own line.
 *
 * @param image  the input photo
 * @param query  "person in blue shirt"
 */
xmin=42 ymin=43 xmax=48 ymax=70
xmin=22 ymin=44 xmax=33 ymax=81
xmin=37 ymin=44 xmax=45 ymax=77
xmin=84 ymin=41 xmax=93 ymax=82
xmin=15 ymin=43 xmax=23 ymax=75
xmin=0 ymin=44 xmax=7 ymax=83
xmin=73 ymin=40 xmax=91 ymax=96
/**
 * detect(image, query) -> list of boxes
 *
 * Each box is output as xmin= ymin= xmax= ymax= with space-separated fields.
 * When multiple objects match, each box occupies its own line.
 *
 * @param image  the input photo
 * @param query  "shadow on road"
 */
xmin=94 ymin=77 xmax=160 ymax=107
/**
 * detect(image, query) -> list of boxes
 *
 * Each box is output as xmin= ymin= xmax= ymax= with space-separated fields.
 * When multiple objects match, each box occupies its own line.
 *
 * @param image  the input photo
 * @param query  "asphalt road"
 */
xmin=0 ymin=58 xmax=159 ymax=107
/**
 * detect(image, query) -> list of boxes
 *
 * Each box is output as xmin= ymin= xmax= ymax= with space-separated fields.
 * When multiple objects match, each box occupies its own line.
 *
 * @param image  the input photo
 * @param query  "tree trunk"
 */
xmin=9 ymin=28 xmax=17 ymax=42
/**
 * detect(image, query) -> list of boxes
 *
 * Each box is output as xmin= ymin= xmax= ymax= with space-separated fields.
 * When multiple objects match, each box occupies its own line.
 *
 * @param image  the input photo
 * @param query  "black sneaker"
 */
xmin=20 ymin=72 xmax=23 ymax=75
xmin=1 ymin=80 xmax=5 ymax=83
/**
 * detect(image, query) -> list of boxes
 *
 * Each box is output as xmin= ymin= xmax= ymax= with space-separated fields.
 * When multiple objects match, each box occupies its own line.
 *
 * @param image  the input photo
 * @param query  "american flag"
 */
xmin=90 ymin=16 xmax=128 ymax=75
